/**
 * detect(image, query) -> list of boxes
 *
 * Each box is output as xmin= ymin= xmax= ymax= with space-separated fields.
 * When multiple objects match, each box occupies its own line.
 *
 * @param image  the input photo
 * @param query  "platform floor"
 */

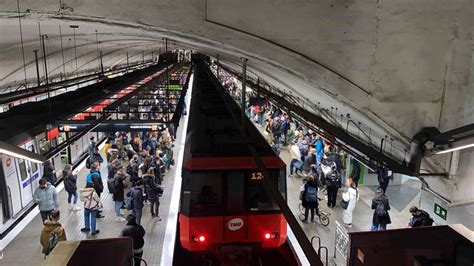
xmin=1 ymin=124 xmax=184 ymax=266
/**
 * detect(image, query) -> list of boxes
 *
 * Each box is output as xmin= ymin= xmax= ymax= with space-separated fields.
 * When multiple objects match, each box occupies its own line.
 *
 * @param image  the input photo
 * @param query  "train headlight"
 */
xmin=264 ymin=232 xmax=278 ymax=240
xmin=192 ymin=235 xmax=206 ymax=243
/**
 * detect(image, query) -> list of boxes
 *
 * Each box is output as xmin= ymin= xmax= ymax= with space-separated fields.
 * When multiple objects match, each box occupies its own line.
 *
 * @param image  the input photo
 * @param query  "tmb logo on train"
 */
xmin=226 ymin=218 xmax=244 ymax=231
xmin=6 ymin=158 xmax=11 ymax=167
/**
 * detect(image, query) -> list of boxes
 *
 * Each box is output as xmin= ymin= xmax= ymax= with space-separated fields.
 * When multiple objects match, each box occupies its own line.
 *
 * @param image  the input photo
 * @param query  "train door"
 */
xmin=25 ymin=141 xmax=41 ymax=191
xmin=16 ymin=140 xmax=40 ymax=207
xmin=1 ymin=154 xmax=22 ymax=217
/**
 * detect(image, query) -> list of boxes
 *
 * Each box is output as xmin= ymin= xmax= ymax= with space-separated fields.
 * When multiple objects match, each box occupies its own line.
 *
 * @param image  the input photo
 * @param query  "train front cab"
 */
xmin=179 ymin=164 xmax=287 ymax=251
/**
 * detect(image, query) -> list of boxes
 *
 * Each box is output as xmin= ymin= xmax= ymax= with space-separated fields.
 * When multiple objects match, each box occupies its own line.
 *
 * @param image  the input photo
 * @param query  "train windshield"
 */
xmin=184 ymin=169 xmax=286 ymax=216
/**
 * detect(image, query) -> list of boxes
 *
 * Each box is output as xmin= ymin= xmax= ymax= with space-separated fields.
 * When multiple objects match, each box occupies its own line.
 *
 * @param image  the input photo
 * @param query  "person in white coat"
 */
xmin=342 ymin=182 xmax=359 ymax=227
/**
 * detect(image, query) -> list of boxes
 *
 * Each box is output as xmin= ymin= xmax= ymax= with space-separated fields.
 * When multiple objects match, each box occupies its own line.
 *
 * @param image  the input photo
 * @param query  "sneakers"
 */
xmin=115 ymin=216 xmax=126 ymax=222
xmin=155 ymin=216 xmax=162 ymax=221
xmin=91 ymin=230 xmax=100 ymax=236
xmin=301 ymin=219 xmax=309 ymax=224
xmin=97 ymin=214 xmax=105 ymax=219
xmin=288 ymin=175 xmax=294 ymax=179
xmin=81 ymin=228 xmax=90 ymax=232
xmin=69 ymin=203 xmax=73 ymax=210
xmin=72 ymin=206 xmax=82 ymax=211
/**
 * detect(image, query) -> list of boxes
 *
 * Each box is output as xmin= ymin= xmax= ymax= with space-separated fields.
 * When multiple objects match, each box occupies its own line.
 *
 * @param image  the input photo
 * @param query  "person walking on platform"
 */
xmin=112 ymin=166 xmax=128 ymax=222
xmin=289 ymin=141 xmax=303 ymax=178
xmin=342 ymin=182 xmax=359 ymax=227
xmin=33 ymin=178 xmax=58 ymax=223
xmin=79 ymin=183 xmax=102 ymax=236
xmin=40 ymin=210 xmax=66 ymax=256
xmin=90 ymin=147 xmax=104 ymax=166
xmin=371 ymin=187 xmax=391 ymax=231
xmin=143 ymin=168 xmax=163 ymax=220
xmin=301 ymin=175 xmax=319 ymax=223
xmin=377 ymin=165 xmax=391 ymax=194
xmin=128 ymin=180 xmax=145 ymax=225
xmin=120 ymin=214 xmax=146 ymax=265
xmin=325 ymin=166 xmax=341 ymax=208
xmin=63 ymin=164 xmax=80 ymax=211
xmin=408 ymin=206 xmax=434 ymax=228
xmin=88 ymin=136 xmax=96 ymax=157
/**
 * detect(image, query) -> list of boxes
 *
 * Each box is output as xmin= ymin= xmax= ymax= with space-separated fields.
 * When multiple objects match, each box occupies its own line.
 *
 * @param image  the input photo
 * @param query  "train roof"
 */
xmin=0 ymin=64 xmax=163 ymax=144
xmin=185 ymin=63 xmax=277 ymax=158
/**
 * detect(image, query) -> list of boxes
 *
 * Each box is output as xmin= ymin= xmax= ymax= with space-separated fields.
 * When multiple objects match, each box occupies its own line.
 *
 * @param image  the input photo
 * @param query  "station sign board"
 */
xmin=58 ymin=123 xmax=163 ymax=132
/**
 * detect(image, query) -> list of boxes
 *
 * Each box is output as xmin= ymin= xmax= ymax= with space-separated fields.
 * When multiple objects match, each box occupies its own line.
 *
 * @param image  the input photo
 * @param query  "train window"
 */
xmin=28 ymin=146 xmax=38 ymax=174
xmin=38 ymin=137 xmax=51 ymax=155
xmin=188 ymin=172 xmax=223 ymax=215
xmin=248 ymin=170 xmax=279 ymax=211
xmin=225 ymin=172 xmax=245 ymax=213
xmin=18 ymin=159 xmax=28 ymax=182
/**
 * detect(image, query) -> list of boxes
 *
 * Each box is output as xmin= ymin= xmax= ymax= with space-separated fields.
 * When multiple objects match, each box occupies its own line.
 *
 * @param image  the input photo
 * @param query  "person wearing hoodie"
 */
xmin=33 ymin=178 xmax=58 ymax=223
xmin=40 ymin=210 xmax=66 ymax=255
xmin=79 ymin=183 xmax=102 ymax=236
xmin=63 ymin=164 xmax=80 ymax=211
xmin=120 ymin=214 xmax=146 ymax=265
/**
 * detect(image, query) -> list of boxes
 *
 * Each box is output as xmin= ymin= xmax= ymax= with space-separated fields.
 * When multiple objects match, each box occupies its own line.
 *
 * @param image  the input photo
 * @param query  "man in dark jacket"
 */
xmin=42 ymin=161 xmax=57 ymax=185
xmin=371 ymin=188 xmax=391 ymax=230
xmin=90 ymin=147 xmax=104 ymax=166
xmin=128 ymin=180 xmax=145 ymax=225
xmin=408 ymin=206 xmax=434 ymax=228
xmin=120 ymin=214 xmax=145 ymax=266
xmin=113 ymin=166 xmax=127 ymax=222
xmin=325 ymin=167 xmax=341 ymax=208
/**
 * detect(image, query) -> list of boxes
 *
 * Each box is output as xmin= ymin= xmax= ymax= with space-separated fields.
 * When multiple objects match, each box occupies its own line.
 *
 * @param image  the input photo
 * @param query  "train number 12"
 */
xmin=251 ymin=172 xmax=264 ymax=180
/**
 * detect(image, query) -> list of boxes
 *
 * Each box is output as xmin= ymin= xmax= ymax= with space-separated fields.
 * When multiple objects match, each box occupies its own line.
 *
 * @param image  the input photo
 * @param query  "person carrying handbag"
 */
xmin=342 ymin=182 xmax=359 ymax=227
xmin=79 ymin=183 xmax=103 ymax=236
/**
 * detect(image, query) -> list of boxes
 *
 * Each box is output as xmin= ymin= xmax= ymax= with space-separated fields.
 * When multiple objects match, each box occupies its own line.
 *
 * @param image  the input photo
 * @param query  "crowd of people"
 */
xmin=218 ymin=72 xmax=435 ymax=232
xmin=34 ymin=128 xmax=176 ymax=264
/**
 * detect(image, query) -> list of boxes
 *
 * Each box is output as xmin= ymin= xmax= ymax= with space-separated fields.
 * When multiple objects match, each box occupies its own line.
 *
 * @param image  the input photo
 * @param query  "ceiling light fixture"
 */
xmin=0 ymin=141 xmax=46 ymax=164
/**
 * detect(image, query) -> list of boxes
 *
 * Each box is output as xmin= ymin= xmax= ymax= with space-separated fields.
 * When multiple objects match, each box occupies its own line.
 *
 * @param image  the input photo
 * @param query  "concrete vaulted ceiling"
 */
xmin=1 ymin=0 xmax=474 ymax=186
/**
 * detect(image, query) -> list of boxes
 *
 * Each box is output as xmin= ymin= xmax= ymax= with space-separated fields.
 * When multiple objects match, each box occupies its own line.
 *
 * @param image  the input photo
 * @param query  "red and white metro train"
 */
xmin=178 ymin=62 xmax=288 ymax=253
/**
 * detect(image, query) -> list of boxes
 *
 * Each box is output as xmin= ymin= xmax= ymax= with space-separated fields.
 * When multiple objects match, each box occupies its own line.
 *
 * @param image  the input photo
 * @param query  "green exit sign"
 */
xmin=434 ymin=203 xmax=447 ymax=220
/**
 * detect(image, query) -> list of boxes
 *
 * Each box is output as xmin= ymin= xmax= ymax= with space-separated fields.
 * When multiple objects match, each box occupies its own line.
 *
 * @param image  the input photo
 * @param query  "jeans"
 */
xmin=40 ymin=210 xmax=53 ymax=223
xmin=304 ymin=207 xmax=315 ymax=221
xmin=150 ymin=200 xmax=160 ymax=216
xmin=371 ymin=224 xmax=387 ymax=231
xmin=114 ymin=201 xmax=122 ymax=217
xmin=68 ymin=191 xmax=78 ymax=204
xmin=274 ymin=134 xmax=281 ymax=145
xmin=290 ymin=159 xmax=303 ymax=175
xmin=316 ymin=154 xmax=322 ymax=166
xmin=133 ymin=208 xmax=143 ymax=225
xmin=327 ymin=186 xmax=338 ymax=207
xmin=84 ymin=208 xmax=98 ymax=233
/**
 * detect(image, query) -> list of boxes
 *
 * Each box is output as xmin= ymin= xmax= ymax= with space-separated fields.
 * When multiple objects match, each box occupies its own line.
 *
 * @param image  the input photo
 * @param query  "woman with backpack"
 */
xmin=342 ymin=182 xmax=359 ymax=227
xmin=143 ymin=168 xmax=163 ymax=220
xmin=63 ymin=165 xmax=80 ymax=211
xmin=371 ymin=187 xmax=391 ymax=231
xmin=301 ymin=175 xmax=319 ymax=223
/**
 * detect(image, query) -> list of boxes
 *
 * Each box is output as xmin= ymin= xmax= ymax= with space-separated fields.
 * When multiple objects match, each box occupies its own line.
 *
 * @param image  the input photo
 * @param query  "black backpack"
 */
xmin=329 ymin=173 xmax=340 ymax=187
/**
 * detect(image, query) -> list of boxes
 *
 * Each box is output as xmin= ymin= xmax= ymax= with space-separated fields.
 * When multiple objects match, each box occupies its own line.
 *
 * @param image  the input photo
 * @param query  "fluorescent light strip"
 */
xmin=0 ymin=149 xmax=44 ymax=164
xmin=160 ymin=73 xmax=193 ymax=266
xmin=436 ymin=143 xmax=474 ymax=154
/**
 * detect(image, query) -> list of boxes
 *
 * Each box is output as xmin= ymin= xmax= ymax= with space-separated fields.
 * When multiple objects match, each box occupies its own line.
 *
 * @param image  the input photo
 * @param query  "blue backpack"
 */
xmin=86 ymin=172 xmax=100 ymax=184
xmin=305 ymin=186 xmax=317 ymax=202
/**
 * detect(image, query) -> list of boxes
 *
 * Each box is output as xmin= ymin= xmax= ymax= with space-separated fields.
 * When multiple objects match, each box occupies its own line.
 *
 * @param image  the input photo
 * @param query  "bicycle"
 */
xmin=298 ymin=200 xmax=330 ymax=226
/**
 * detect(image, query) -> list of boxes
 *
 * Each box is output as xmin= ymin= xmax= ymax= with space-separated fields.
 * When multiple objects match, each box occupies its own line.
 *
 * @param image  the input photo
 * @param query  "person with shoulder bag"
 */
xmin=342 ymin=182 xmax=359 ymax=227
xmin=63 ymin=165 xmax=80 ymax=211
xmin=79 ymin=183 xmax=102 ymax=236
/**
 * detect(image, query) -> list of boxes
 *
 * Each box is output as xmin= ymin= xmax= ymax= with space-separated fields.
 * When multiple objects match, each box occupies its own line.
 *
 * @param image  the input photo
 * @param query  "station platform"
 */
xmin=268 ymin=124 xmax=423 ymax=265
xmin=1 ymin=122 xmax=186 ymax=266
